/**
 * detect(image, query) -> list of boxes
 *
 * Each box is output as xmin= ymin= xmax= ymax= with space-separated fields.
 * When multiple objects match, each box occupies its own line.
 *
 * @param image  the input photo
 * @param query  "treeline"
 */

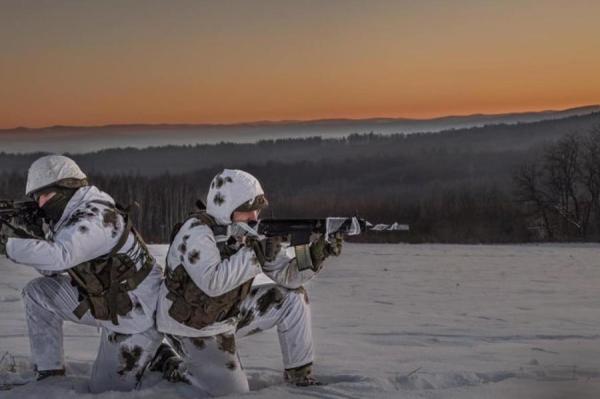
xmin=514 ymin=127 xmax=600 ymax=240
xmin=2 ymin=115 xmax=600 ymax=243
xmin=0 ymin=155 xmax=530 ymax=243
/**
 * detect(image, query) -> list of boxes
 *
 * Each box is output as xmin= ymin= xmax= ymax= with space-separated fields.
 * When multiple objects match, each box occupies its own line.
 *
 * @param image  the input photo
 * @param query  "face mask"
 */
xmin=41 ymin=189 xmax=77 ymax=224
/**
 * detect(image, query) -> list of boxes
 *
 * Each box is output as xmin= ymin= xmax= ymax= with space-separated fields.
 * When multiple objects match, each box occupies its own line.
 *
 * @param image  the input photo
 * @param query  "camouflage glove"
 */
xmin=246 ymin=236 xmax=283 ymax=267
xmin=309 ymin=234 xmax=343 ymax=271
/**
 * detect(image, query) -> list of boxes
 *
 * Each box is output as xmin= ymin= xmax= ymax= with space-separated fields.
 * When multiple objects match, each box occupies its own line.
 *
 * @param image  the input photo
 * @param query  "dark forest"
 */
xmin=2 ymin=112 xmax=600 ymax=243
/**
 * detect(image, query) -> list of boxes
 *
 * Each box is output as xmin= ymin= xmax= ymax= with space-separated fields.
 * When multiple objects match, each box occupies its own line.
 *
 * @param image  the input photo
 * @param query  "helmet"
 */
xmin=26 ymin=155 xmax=88 ymax=196
xmin=206 ymin=169 xmax=268 ymax=224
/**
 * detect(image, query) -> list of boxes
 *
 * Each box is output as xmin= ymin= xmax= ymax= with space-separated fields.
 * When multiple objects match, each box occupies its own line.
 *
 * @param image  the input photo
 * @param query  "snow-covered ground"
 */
xmin=2 ymin=243 xmax=600 ymax=398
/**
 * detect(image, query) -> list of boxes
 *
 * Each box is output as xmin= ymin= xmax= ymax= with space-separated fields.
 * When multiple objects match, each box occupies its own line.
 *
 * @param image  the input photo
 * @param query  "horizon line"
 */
xmin=2 ymin=104 xmax=599 ymax=132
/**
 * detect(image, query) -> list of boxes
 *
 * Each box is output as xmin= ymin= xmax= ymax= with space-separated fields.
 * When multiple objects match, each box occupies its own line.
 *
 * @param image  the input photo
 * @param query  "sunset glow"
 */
xmin=1 ymin=0 xmax=599 ymax=129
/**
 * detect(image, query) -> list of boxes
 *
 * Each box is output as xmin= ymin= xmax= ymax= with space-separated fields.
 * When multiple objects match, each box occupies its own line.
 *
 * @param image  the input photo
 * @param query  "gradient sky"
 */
xmin=1 ymin=0 xmax=599 ymax=129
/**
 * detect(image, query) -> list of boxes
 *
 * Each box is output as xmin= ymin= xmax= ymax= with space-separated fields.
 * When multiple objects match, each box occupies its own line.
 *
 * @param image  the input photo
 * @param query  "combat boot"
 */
xmin=36 ymin=368 xmax=65 ymax=381
xmin=284 ymin=363 xmax=322 ymax=386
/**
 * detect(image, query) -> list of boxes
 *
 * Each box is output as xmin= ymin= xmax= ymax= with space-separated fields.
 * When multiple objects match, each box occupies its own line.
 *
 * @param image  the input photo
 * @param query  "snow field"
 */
xmin=1 ymin=243 xmax=600 ymax=398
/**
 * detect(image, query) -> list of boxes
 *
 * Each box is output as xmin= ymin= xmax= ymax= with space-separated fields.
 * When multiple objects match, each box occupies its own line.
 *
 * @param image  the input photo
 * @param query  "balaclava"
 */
xmin=39 ymin=187 xmax=78 ymax=225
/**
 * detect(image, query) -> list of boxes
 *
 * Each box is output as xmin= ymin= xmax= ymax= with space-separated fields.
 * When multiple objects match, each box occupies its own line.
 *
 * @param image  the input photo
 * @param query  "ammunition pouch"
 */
xmin=164 ymin=212 xmax=253 ymax=329
xmin=67 ymin=200 xmax=154 ymax=325
xmin=165 ymin=265 xmax=253 ymax=330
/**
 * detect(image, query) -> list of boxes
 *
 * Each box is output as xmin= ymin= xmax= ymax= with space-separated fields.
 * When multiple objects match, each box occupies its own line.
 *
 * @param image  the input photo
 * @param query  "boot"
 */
xmin=36 ymin=368 xmax=65 ymax=381
xmin=284 ymin=363 xmax=322 ymax=386
xmin=149 ymin=343 xmax=187 ymax=383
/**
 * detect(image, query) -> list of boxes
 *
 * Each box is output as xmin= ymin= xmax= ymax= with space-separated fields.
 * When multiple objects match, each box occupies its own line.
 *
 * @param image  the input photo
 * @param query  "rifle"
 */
xmin=0 ymin=199 xmax=45 ymax=239
xmin=245 ymin=217 xmax=367 ymax=271
xmin=253 ymin=217 xmax=366 ymax=245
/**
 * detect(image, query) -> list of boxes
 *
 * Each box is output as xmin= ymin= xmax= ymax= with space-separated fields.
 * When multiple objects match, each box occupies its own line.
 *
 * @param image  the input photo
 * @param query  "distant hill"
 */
xmin=2 ymin=109 xmax=600 ymax=243
xmin=1 ymin=105 xmax=599 ymax=154
xmin=1 ymin=109 xmax=600 ymax=176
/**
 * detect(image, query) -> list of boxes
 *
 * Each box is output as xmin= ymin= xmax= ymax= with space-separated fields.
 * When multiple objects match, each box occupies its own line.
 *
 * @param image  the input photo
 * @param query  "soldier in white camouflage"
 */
xmin=0 ymin=155 xmax=163 ymax=392
xmin=154 ymin=169 xmax=341 ymax=396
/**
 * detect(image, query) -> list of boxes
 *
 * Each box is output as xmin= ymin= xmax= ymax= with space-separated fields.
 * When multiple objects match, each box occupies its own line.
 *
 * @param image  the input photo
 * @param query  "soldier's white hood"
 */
xmin=206 ymin=169 xmax=264 ymax=225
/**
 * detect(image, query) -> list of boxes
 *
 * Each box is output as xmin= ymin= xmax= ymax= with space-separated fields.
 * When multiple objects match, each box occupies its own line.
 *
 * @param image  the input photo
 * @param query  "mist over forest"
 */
xmin=2 ymin=112 xmax=600 ymax=243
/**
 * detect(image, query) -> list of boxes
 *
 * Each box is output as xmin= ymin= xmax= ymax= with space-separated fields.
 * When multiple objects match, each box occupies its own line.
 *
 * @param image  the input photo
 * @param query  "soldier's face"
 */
xmin=232 ymin=209 xmax=260 ymax=223
xmin=36 ymin=192 xmax=56 ymax=208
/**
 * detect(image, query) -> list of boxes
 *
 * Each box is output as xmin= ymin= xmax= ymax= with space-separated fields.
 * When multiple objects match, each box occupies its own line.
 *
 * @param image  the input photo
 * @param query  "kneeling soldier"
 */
xmin=0 ymin=155 xmax=163 ymax=392
xmin=155 ymin=169 xmax=341 ymax=396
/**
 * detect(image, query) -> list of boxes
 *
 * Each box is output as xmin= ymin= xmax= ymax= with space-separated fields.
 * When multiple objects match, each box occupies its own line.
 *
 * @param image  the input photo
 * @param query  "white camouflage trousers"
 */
xmin=21 ymin=275 xmax=162 ymax=393
xmin=167 ymin=283 xmax=313 ymax=397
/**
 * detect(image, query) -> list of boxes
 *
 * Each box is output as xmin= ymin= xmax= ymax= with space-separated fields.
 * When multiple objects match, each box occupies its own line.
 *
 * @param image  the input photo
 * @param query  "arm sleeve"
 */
xmin=261 ymin=248 xmax=317 ymax=289
xmin=180 ymin=226 xmax=263 ymax=297
xmin=6 ymin=217 xmax=115 ymax=272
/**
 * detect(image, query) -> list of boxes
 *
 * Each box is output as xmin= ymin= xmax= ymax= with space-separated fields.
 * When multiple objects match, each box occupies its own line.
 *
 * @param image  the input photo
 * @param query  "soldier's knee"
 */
xmin=279 ymin=287 xmax=310 ymax=316
xmin=21 ymin=277 xmax=47 ymax=302
xmin=288 ymin=286 xmax=310 ymax=307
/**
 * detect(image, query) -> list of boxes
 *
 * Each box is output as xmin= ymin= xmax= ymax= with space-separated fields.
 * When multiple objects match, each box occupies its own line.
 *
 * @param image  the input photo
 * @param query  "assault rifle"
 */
xmin=245 ymin=217 xmax=367 ymax=271
xmin=253 ymin=217 xmax=366 ymax=245
xmin=0 ymin=199 xmax=45 ymax=239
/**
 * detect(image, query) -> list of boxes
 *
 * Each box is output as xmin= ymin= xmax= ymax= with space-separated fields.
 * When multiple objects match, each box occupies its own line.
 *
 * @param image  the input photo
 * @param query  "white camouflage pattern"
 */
xmin=156 ymin=169 xmax=317 ymax=394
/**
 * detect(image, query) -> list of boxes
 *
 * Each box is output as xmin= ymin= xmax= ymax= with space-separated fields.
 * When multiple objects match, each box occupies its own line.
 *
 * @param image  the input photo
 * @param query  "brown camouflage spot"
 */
xmin=294 ymin=286 xmax=310 ymax=305
xmin=246 ymin=328 xmax=262 ymax=336
xmin=182 ymin=234 xmax=190 ymax=242
xmin=178 ymin=242 xmax=187 ymax=254
xmin=214 ymin=174 xmax=234 ymax=189
xmin=256 ymin=287 xmax=285 ymax=316
xmin=65 ymin=209 xmax=96 ymax=227
xmin=236 ymin=309 xmax=254 ymax=331
xmin=226 ymin=361 xmax=237 ymax=370
xmin=213 ymin=192 xmax=225 ymax=206
xmin=102 ymin=209 xmax=120 ymax=238
xmin=78 ymin=225 xmax=89 ymax=234
xmin=191 ymin=337 xmax=206 ymax=350
xmin=107 ymin=332 xmax=130 ymax=343
xmin=250 ymin=287 xmax=260 ymax=297
xmin=118 ymin=345 xmax=143 ymax=375
xmin=187 ymin=250 xmax=200 ymax=264
xmin=216 ymin=333 xmax=236 ymax=355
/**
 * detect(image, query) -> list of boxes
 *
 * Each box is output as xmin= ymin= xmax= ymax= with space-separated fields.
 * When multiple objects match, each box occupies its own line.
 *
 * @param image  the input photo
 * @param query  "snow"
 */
xmin=2 ymin=243 xmax=600 ymax=398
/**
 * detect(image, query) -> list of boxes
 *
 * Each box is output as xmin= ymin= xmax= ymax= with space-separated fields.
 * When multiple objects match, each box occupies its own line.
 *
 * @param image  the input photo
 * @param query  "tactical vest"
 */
xmin=164 ymin=212 xmax=254 ymax=330
xmin=67 ymin=200 xmax=154 ymax=325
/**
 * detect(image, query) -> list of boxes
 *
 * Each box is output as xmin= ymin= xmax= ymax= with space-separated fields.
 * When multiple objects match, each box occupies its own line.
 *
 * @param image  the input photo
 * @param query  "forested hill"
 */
xmin=1 ymin=112 xmax=600 ymax=243
xmin=1 ymin=112 xmax=600 ymax=176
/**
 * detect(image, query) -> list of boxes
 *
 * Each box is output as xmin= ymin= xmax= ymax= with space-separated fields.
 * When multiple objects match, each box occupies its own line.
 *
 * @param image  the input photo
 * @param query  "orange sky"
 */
xmin=1 ymin=1 xmax=599 ymax=129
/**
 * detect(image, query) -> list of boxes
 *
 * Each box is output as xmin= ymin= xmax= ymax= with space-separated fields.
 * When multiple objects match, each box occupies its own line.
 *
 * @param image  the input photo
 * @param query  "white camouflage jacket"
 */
xmin=157 ymin=169 xmax=316 ymax=337
xmin=6 ymin=186 xmax=162 ymax=334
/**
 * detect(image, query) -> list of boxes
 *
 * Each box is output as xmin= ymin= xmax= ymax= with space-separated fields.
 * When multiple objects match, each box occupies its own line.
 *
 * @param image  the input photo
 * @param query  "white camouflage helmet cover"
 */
xmin=26 ymin=154 xmax=87 ymax=196
xmin=206 ymin=169 xmax=265 ymax=225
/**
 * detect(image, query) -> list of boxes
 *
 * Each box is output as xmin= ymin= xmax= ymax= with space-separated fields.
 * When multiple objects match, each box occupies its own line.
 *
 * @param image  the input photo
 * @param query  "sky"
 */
xmin=1 ymin=0 xmax=599 ymax=129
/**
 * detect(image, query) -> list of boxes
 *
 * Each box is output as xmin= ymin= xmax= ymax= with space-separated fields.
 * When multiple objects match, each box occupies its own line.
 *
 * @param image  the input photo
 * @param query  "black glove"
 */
xmin=246 ymin=236 xmax=283 ymax=267
xmin=309 ymin=234 xmax=343 ymax=271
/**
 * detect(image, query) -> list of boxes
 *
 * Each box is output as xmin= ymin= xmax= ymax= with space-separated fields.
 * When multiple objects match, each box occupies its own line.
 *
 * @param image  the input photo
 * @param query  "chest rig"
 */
xmin=164 ymin=212 xmax=254 ymax=330
xmin=67 ymin=200 xmax=155 ymax=325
